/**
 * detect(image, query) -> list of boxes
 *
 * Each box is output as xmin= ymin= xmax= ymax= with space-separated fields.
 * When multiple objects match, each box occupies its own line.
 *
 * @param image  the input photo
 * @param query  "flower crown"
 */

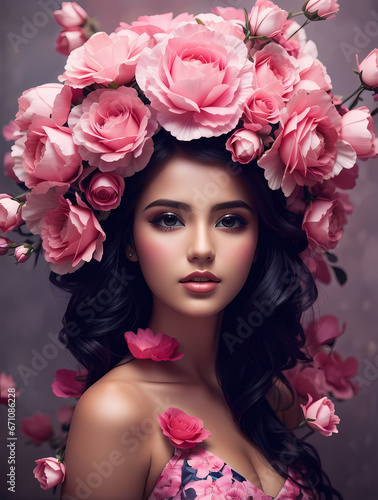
xmin=1 ymin=0 xmax=377 ymax=276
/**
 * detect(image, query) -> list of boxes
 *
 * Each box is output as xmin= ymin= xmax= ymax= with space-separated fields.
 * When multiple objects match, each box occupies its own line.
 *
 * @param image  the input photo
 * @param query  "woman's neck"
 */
xmin=147 ymin=297 xmax=223 ymax=386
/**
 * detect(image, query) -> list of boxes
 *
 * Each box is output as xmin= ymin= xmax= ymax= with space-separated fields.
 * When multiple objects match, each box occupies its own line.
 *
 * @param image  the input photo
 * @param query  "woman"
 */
xmin=53 ymin=130 xmax=334 ymax=500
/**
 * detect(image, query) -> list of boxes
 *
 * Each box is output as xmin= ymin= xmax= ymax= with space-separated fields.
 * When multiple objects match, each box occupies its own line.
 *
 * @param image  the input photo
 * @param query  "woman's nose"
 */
xmin=187 ymin=221 xmax=215 ymax=262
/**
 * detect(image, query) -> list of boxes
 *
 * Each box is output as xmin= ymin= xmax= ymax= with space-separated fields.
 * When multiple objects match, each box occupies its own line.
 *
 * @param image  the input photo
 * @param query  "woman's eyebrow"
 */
xmin=143 ymin=199 xmax=254 ymax=213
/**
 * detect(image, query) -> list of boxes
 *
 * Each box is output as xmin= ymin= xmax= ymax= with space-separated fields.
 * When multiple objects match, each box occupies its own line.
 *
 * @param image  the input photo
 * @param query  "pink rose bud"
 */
xmin=33 ymin=457 xmax=65 ymax=490
xmin=53 ymin=2 xmax=88 ymax=28
xmin=0 ymin=237 xmax=11 ymax=256
xmin=0 ymin=194 xmax=23 ymax=234
xmin=85 ymin=172 xmax=125 ymax=211
xmin=340 ymin=107 xmax=377 ymax=159
xmin=21 ymin=413 xmax=54 ymax=445
xmin=357 ymin=49 xmax=378 ymax=90
xmin=300 ymin=393 xmax=340 ymax=436
xmin=249 ymin=0 xmax=288 ymax=38
xmin=56 ymin=28 xmax=87 ymax=56
xmin=124 ymin=328 xmax=184 ymax=362
xmin=52 ymin=369 xmax=87 ymax=398
xmin=304 ymin=0 xmax=340 ymax=20
xmin=14 ymin=244 xmax=32 ymax=264
xmin=226 ymin=129 xmax=265 ymax=164
xmin=158 ymin=407 xmax=211 ymax=449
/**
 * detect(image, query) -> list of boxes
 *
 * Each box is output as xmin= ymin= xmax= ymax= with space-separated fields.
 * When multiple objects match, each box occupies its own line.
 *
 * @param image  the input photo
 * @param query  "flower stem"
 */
xmin=340 ymin=85 xmax=365 ymax=106
xmin=287 ymin=18 xmax=311 ymax=40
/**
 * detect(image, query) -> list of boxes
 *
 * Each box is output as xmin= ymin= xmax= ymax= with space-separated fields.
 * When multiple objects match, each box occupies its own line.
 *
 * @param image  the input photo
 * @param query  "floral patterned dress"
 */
xmin=148 ymin=413 xmax=312 ymax=500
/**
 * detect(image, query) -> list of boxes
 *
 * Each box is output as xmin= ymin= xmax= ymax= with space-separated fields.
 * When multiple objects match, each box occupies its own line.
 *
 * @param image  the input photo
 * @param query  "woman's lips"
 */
xmin=180 ymin=281 xmax=219 ymax=293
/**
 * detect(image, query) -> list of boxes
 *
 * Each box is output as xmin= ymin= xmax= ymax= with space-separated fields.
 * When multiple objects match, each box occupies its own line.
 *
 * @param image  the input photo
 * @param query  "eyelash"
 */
xmin=148 ymin=212 xmax=248 ymax=233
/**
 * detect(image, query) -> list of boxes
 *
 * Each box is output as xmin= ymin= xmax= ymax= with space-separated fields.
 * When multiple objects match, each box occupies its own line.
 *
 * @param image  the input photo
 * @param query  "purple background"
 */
xmin=0 ymin=1 xmax=377 ymax=498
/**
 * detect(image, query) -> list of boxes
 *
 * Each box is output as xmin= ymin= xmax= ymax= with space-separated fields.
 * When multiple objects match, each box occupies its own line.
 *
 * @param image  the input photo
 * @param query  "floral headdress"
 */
xmin=1 ymin=0 xmax=377 ymax=278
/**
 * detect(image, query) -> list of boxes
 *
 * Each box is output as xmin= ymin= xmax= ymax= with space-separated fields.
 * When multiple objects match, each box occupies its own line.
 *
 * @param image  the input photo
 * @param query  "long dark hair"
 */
xmin=51 ymin=129 xmax=341 ymax=499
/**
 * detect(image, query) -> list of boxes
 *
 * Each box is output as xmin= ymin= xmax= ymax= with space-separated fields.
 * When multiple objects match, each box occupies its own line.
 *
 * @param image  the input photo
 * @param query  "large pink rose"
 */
xmin=52 ymin=369 xmax=87 ymax=398
xmin=242 ymin=88 xmax=283 ymax=134
xmin=0 ymin=194 xmax=23 ymax=234
xmin=249 ymin=0 xmax=287 ymax=38
xmin=53 ymin=2 xmax=88 ymax=28
xmin=258 ymin=90 xmax=357 ymax=196
xmin=340 ymin=106 xmax=377 ymax=159
xmin=40 ymin=194 xmax=106 ymax=274
xmin=314 ymin=351 xmax=360 ymax=400
xmin=33 ymin=457 xmax=65 ymax=490
xmin=135 ymin=23 xmax=254 ymax=141
xmin=21 ymin=413 xmax=53 ymax=445
xmin=225 ymin=129 xmax=265 ymax=164
xmin=158 ymin=407 xmax=211 ymax=449
xmin=68 ymin=86 xmax=155 ymax=175
xmin=85 ymin=172 xmax=125 ymax=211
xmin=22 ymin=115 xmax=82 ymax=189
xmin=357 ymin=49 xmax=378 ymax=89
xmin=59 ymin=30 xmax=150 ymax=88
xmin=253 ymin=42 xmax=300 ymax=100
xmin=302 ymin=196 xmax=348 ymax=252
xmin=55 ymin=28 xmax=87 ymax=56
xmin=301 ymin=394 xmax=340 ymax=437
xmin=124 ymin=328 xmax=184 ymax=361
xmin=15 ymin=84 xmax=64 ymax=130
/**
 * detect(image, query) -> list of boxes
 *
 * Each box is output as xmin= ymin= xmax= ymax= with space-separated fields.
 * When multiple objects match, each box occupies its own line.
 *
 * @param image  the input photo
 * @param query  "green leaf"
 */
xmin=325 ymin=251 xmax=338 ymax=264
xmin=331 ymin=266 xmax=348 ymax=286
xmin=195 ymin=18 xmax=205 ymax=26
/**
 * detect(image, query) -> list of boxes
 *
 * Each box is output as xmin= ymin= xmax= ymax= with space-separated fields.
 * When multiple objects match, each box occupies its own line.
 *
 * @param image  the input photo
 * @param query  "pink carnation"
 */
xmin=249 ymin=0 xmax=287 ymax=38
xmin=124 ymin=328 xmax=184 ymax=361
xmin=2 ymin=120 xmax=20 ymax=141
xmin=21 ymin=413 xmax=53 ymax=445
xmin=301 ymin=394 xmax=340 ymax=437
xmin=0 ymin=194 xmax=23 ymax=234
xmin=59 ymin=30 xmax=150 ymax=88
xmin=117 ymin=12 xmax=195 ymax=39
xmin=33 ymin=457 xmax=65 ymax=490
xmin=291 ymin=52 xmax=332 ymax=97
xmin=41 ymin=194 xmax=106 ymax=274
xmin=314 ymin=351 xmax=360 ymax=400
xmin=52 ymin=369 xmax=86 ymax=398
xmin=340 ymin=106 xmax=377 ymax=159
xmin=135 ymin=23 xmax=254 ymax=141
xmin=258 ymin=90 xmax=356 ymax=196
xmin=158 ymin=407 xmax=211 ymax=449
xmin=68 ymin=86 xmax=156 ymax=176
xmin=302 ymin=196 xmax=348 ymax=252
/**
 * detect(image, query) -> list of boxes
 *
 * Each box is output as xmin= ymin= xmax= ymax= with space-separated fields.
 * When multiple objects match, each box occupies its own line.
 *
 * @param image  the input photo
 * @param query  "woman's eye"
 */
xmin=149 ymin=213 xmax=184 ymax=230
xmin=216 ymin=215 xmax=247 ymax=231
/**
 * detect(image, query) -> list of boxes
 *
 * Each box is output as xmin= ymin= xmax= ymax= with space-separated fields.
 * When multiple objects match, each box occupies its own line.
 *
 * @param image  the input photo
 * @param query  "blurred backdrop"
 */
xmin=0 ymin=0 xmax=377 ymax=498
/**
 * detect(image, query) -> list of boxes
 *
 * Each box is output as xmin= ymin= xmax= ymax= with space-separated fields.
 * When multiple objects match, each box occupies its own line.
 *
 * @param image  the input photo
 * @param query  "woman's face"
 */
xmin=128 ymin=154 xmax=258 ymax=319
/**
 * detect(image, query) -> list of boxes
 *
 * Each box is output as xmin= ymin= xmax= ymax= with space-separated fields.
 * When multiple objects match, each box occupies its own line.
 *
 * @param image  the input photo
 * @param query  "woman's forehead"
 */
xmin=137 ymin=154 xmax=254 ymax=208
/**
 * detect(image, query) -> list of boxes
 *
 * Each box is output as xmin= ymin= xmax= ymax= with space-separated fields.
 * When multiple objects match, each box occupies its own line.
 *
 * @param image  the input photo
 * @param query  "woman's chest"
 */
xmin=142 ymin=384 xmax=286 ymax=499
